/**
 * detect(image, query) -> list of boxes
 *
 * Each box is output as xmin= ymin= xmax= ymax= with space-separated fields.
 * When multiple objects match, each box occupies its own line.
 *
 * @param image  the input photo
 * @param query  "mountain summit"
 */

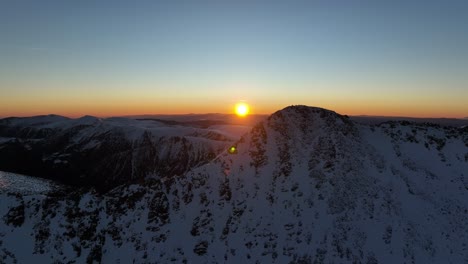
xmin=0 ymin=105 xmax=467 ymax=263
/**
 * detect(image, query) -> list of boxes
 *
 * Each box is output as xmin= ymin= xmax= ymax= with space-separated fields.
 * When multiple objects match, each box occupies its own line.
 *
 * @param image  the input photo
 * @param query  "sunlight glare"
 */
xmin=235 ymin=102 xmax=250 ymax=117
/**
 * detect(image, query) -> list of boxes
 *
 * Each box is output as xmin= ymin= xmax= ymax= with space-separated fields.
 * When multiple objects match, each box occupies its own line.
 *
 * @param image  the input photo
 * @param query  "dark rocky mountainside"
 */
xmin=0 ymin=106 xmax=467 ymax=263
xmin=0 ymin=116 xmax=245 ymax=191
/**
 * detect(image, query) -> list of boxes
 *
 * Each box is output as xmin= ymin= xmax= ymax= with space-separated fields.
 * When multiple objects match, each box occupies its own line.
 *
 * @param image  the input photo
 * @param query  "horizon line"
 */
xmin=1 ymin=112 xmax=467 ymax=120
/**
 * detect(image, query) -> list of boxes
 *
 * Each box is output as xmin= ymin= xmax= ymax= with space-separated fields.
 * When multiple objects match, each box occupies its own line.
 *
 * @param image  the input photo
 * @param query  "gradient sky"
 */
xmin=1 ymin=0 xmax=467 ymax=118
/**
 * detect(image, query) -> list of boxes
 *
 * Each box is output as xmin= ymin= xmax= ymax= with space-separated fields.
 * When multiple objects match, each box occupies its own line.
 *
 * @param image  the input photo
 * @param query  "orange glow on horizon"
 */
xmin=0 ymin=96 xmax=466 ymax=119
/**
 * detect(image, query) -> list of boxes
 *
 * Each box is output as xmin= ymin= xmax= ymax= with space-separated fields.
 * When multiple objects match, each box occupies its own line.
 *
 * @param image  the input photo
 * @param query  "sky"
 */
xmin=1 ymin=0 xmax=467 ymax=118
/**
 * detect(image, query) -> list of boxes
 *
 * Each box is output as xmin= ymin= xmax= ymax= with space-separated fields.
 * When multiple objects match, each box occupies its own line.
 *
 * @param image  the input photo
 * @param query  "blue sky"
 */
xmin=1 ymin=0 xmax=467 ymax=117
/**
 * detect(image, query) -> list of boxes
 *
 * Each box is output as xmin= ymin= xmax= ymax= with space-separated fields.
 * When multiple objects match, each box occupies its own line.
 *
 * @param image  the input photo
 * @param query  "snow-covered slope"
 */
xmin=0 ymin=106 xmax=467 ymax=263
xmin=0 ymin=115 xmax=248 ymax=190
xmin=0 ymin=171 xmax=63 ymax=195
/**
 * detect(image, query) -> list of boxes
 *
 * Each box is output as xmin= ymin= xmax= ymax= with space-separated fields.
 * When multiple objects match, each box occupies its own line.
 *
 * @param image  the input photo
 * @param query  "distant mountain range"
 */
xmin=0 ymin=105 xmax=467 ymax=263
xmin=124 ymin=113 xmax=267 ymax=125
xmin=0 ymin=115 xmax=251 ymax=190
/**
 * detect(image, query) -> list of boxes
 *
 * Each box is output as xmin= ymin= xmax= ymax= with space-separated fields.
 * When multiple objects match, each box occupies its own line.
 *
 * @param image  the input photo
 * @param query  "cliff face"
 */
xmin=1 ymin=106 xmax=467 ymax=263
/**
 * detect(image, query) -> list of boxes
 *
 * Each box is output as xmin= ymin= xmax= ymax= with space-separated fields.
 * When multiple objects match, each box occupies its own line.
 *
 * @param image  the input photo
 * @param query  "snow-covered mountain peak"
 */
xmin=271 ymin=105 xmax=346 ymax=123
xmin=74 ymin=115 xmax=102 ymax=125
xmin=0 ymin=114 xmax=70 ymax=128
xmin=270 ymin=105 xmax=350 ymax=129
xmin=267 ymin=105 xmax=357 ymax=144
xmin=207 ymin=105 xmax=361 ymax=181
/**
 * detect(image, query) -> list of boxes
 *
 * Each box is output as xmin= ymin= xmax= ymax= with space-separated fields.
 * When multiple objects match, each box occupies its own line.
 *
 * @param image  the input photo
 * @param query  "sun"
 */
xmin=235 ymin=102 xmax=250 ymax=117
